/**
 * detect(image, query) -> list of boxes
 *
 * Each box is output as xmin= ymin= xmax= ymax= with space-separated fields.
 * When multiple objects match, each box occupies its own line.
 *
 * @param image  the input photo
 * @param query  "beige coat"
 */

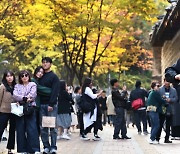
xmin=106 ymin=95 xmax=116 ymax=115
xmin=0 ymin=84 xmax=14 ymax=113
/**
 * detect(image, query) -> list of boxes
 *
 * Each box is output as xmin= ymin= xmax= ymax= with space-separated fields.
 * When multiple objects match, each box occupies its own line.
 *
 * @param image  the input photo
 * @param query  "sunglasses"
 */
xmin=156 ymin=85 xmax=160 ymax=87
xmin=21 ymin=74 xmax=28 ymax=78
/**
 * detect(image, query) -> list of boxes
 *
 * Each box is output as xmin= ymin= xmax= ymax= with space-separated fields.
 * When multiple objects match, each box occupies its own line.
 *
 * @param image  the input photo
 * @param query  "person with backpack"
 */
xmin=130 ymin=80 xmax=148 ymax=135
xmin=81 ymin=78 xmax=102 ymax=141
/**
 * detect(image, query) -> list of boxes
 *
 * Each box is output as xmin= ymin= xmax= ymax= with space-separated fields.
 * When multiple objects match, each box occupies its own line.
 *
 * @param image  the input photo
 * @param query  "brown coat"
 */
xmin=0 ymin=84 xmax=14 ymax=113
xmin=106 ymin=95 xmax=116 ymax=115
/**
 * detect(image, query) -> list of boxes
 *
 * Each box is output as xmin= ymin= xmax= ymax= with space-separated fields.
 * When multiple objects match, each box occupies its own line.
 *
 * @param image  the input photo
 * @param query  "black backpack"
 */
xmin=79 ymin=94 xmax=95 ymax=113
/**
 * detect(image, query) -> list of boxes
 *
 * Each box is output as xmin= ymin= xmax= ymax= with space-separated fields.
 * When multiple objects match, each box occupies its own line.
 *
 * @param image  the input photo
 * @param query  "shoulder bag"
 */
xmin=132 ymin=98 xmax=143 ymax=110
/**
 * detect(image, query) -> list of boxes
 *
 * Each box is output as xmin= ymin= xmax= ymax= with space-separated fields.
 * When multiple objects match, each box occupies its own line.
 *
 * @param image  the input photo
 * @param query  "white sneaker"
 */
xmin=84 ymin=134 xmax=89 ymax=138
xmin=43 ymin=148 xmax=49 ymax=154
xmin=50 ymin=149 xmax=57 ymax=154
xmin=61 ymin=134 xmax=71 ymax=140
xmin=80 ymin=135 xmax=90 ymax=141
xmin=67 ymin=131 xmax=72 ymax=136
xmin=93 ymin=135 xmax=101 ymax=141
xmin=138 ymin=131 xmax=142 ymax=135
xmin=57 ymin=135 xmax=62 ymax=140
xmin=35 ymin=152 xmax=41 ymax=154
xmin=149 ymin=139 xmax=158 ymax=144
xmin=143 ymin=131 xmax=149 ymax=135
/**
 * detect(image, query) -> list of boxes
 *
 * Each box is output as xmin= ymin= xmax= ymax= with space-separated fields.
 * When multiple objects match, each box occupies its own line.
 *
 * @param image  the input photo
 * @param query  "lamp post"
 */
xmin=107 ymin=69 xmax=111 ymax=95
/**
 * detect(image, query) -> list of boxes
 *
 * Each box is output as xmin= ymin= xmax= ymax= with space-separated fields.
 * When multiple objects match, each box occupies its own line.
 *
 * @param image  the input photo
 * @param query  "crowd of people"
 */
xmin=0 ymin=57 xmax=180 ymax=153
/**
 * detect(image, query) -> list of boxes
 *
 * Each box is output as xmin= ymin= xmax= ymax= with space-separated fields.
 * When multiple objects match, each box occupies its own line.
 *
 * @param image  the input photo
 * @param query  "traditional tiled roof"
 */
xmin=150 ymin=0 xmax=180 ymax=47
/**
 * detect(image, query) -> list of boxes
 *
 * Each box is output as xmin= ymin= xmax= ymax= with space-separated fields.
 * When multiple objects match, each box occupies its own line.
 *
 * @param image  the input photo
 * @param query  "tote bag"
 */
xmin=42 ymin=116 xmax=56 ymax=128
xmin=11 ymin=103 xmax=24 ymax=117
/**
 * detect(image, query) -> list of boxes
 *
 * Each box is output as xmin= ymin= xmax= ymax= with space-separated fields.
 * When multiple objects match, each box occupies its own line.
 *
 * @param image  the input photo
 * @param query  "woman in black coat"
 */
xmin=57 ymin=80 xmax=74 ymax=140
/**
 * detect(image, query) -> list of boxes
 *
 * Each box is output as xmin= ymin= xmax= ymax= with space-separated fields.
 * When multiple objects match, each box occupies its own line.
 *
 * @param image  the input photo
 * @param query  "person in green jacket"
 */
xmin=32 ymin=66 xmax=52 ymax=107
xmin=32 ymin=66 xmax=52 ymax=135
xmin=147 ymin=82 xmax=166 ymax=144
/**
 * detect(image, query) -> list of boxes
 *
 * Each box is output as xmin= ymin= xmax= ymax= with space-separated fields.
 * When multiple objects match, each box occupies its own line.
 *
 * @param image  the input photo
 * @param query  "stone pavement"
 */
xmin=1 ymin=125 xmax=180 ymax=154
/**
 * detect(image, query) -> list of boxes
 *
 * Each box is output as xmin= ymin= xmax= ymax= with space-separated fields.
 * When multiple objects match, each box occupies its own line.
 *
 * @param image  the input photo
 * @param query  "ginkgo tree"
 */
xmin=51 ymin=0 xmax=160 ymax=85
xmin=0 ymin=0 xmax=62 ymax=72
xmin=0 ymin=0 xmax=167 ymax=85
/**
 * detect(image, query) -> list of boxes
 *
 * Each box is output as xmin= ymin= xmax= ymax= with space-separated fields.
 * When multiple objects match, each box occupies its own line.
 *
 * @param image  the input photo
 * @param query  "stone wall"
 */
xmin=152 ymin=47 xmax=162 ymax=81
xmin=161 ymin=30 xmax=180 ymax=78
xmin=153 ymin=30 xmax=180 ymax=81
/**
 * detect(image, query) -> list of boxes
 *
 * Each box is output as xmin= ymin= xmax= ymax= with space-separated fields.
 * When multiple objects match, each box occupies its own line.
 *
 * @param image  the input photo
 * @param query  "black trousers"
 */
xmin=172 ymin=126 xmax=180 ymax=137
xmin=101 ymin=110 xmax=107 ymax=125
xmin=134 ymin=109 xmax=147 ymax=133
xmin=113 ymin=107 xmax=127 ymax=138
xmin=77 ymin=111 xmax=84 ymax=135
xmin=36 ymin=109 xmax=40 ymax=136
xmin=156 ymin=113 xmax=172 ymax=141
xmin=0 ymin=112 xmax=16 ymax=150
xmin=84 ymin=121 xmax=98 ymax=135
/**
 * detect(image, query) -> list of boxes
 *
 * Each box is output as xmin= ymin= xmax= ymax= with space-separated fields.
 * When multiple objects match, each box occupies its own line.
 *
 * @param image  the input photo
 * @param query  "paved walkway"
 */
xmin=1 ymin=125 xmax=180 ymax=154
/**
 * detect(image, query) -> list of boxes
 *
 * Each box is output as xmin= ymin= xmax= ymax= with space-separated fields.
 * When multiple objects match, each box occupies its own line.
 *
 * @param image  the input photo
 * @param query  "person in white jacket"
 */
xmin=81 ymin=78 xmax=102 ymax=141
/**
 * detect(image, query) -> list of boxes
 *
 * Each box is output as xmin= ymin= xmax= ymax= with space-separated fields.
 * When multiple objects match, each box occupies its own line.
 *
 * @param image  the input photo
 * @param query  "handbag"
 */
xmin=132 ymin=98 xmax=143 ymax=110
xmin=19 ymin=99 xmax=35 ymax=116
xmin=23 ymin=103 xmax=35 ymax=116
xmin=11 ymin=103 xmax=24 ymax=117
xmin=42 ymin=116 xmax=56 ymax=128
xmin=146 ymin=105 xmax=157 ymax=112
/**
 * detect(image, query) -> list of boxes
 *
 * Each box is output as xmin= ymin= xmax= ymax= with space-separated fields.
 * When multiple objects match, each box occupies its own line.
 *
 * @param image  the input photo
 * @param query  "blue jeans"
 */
xmin=108 ymin=115 xmax=115 ymax=125
xmin=113 ymin=107 xmax=127 ymax=138
xmin=134 ymin=109 xmax=147 ymax=132
xmin=16 ymin=112 xmax=40 ymax=153
xmin=148 ymin=111 xmax=160 ymax=141
xmin=40 ymin=104 xmax=57 ymax=151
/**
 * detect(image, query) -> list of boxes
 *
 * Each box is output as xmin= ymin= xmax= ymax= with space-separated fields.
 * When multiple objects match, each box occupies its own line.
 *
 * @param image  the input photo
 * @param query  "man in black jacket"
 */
xmin=165 ymin=58 xmax=180 ymax=137
xmin=39 ymin=57 xmax=60 ymax=154
xmin=110 ymin=79 xmax=131 ymax=140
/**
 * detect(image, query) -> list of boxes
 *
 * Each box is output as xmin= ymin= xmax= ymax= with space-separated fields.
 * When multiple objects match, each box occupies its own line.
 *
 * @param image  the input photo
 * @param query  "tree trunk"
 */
xmin=67 ymin=71 xmax=75 ymax=86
